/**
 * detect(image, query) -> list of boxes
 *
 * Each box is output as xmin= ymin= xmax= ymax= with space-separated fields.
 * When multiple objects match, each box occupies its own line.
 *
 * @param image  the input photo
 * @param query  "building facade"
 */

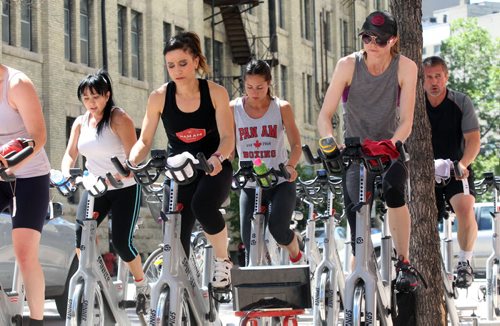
xmin=1 ymin=0 xmax=387 ymax=255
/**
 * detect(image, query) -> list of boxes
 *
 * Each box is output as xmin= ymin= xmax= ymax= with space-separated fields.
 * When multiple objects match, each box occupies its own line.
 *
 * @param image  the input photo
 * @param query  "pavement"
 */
xmin=24 ymin=276 xmax=500 ymax=325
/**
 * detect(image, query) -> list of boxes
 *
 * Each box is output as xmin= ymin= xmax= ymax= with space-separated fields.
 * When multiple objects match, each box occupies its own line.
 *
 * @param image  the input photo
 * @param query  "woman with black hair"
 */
xmin=61 ymin=70 xmax=150 ymax=307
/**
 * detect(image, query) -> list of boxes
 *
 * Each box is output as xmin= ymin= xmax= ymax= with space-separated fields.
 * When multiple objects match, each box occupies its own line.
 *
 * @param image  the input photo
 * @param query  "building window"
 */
xmin=163 ymin=22 xmax=172 ymax=81
xmin=324 ymin=11 xmax=332 ymax=52
xmin=64 ymin=0 xmax=72 ymax=61
xmin=304 ymin=74 xmax=313 ymax=124
xmin=2 ymin=1 xmax=10 ymax=44
xmin=341 ymin=19 xmax=349 ymax=56
xmin=175 ymin=25 xmax=184 ymax=35
xmin=433 ymin=44 xmax=441 ymax=54
xmin=213 ymin=40 xmax=223 ymax=80
xmin=423 ymin=47 xmax=427 ymax=56
xmin=131 ymin=10 xmax=142 ymax=80
xmin=21 ymin=0 xmax=32 ymax=50
xmin=280 ymin=65 xmax=288 ymax=100
xmin=117 ymin=5 xmax=125 ymax=76
xmin=80 ymin=0 xmax=90 ymax=65
xmin=301 ymin=0 xmax=313 ymax=41
xmin=277 ymin=0 xmax=285 ymax=29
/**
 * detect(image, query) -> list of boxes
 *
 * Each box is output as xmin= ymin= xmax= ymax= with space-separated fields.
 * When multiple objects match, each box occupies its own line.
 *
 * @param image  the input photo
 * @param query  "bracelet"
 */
xmin=211 ymin=152 xmax=225 ymax=163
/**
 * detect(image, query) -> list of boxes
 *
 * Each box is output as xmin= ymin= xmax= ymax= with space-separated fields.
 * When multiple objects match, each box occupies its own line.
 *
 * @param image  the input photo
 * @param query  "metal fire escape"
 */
xmin=204 ymin=0 xmax=261 ymax=97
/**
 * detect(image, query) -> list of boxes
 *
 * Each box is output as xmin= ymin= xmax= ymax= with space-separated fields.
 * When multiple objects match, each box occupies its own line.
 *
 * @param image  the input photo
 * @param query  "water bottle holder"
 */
xmin=253 ymin=169 xmax=279 ymax=189
xmin=165 ymin=159 xmax=198 ymax=185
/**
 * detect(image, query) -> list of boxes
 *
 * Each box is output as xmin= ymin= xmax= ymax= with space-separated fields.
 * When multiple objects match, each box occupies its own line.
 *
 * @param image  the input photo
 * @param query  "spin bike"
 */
xmin=434 ymin=159 xmax=470 ymax=325
xmin=231 ymin=161 xmax=291 ymax=266
xmin=339 ymin=137 xmax=409 ymax=326
xmin=475 ymin=172 xmax=500 ymax=321
xmin=295 ymin=164 xmax=346 ymax=326
xmin=52 ymin=167 xmax=145 ymax=326
xmin=0 ymin=141 xmax=34 ymax=326
xmin=117 ymin=149 xmax=229 ymax=326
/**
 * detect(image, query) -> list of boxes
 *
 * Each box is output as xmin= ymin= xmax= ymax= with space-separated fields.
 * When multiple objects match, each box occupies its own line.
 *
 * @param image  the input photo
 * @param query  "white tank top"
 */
xmin=77 ymin=111 xmax=135 ymax=189
xmin=234 ymin=96 xmax=288 ymax=187
xmin=0 ymin=66 xmax=50 ymax=178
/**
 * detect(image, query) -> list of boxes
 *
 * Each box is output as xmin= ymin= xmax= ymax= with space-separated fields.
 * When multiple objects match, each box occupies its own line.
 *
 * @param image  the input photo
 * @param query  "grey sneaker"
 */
xmin=212 ymin=258 xmax=233 ymax=288
xmin=456 ymin=260 xmax=474 ymax=288
xmin=135 ymin=280 xmax=151 ymax=314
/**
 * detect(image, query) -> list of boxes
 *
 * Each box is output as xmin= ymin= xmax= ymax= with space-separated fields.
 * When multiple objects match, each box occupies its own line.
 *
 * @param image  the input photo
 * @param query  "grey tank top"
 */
xmin=0 ymin=66 xmax=50 ymax=178
xmin=342 ymin=52 xmax=400 ymax=141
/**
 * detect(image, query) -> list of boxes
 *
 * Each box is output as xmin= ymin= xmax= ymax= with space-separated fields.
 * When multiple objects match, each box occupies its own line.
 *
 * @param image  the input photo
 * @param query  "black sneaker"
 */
xmin=455 ymin=260 xmax=474 ymax=288
xmin=395 ymin=257 xmax=419 ymax=293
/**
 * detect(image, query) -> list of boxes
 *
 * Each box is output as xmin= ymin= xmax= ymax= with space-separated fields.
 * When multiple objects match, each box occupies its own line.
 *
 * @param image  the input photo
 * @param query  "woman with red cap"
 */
xmin=317 ymin=11 xmax=419 ymax=292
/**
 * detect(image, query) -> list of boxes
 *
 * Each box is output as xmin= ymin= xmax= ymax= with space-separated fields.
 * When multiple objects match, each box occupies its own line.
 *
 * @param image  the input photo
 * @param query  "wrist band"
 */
xmin=286 ymin=164 xmax=296 ymax=170
xmin=211 ymin=152 xmax=225 ymax=163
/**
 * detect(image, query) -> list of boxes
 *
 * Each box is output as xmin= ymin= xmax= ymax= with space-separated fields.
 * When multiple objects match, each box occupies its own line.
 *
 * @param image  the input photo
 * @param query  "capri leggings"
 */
xmin=0 ymin=174 xmax=50 ymax=233
xmin=176 ymin=160 xmax=233 ymax=256
xmin=239 ymin=181 xmax=297 ymax=259
xmin=76 ymin=184 xmax=141 ymax=262
xmin=343 ymin=160 xmax=407 ymax=254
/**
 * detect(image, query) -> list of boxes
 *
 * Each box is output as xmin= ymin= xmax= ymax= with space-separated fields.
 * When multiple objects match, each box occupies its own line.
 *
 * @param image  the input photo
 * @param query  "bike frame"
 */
xmin=343 ymin=163 xmax=393 ymax=326
xmin=484 ymin=174 xmax=500 ymax=320
xmin=248 ymin=184 xmax=288 ymax=267
xmin=66 ymin=192 xmax=135 ymax=326
xmin=149 ymin=178 xmax=222 ymax=326
xmin=0 ymin=262 xmax=25 ymax=326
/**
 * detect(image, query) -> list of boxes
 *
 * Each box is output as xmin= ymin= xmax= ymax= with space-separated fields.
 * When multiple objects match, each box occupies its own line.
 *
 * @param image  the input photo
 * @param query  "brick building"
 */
xmin=1 ymin=0 xmax=387 ymax=255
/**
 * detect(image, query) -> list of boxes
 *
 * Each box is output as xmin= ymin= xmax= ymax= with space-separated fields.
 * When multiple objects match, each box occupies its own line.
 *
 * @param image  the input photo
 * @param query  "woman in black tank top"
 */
xmin=129 ymin=32 xmax=235 ymax=289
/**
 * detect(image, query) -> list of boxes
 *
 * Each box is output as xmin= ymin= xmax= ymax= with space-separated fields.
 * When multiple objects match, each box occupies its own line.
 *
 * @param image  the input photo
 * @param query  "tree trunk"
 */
xmin=389 ymin=1 xmax=445 ymax=325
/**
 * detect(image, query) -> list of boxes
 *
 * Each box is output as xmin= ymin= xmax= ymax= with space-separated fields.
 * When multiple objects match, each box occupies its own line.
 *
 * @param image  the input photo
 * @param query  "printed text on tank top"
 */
xmin=173 ymin=82 xmax=208 ymax=144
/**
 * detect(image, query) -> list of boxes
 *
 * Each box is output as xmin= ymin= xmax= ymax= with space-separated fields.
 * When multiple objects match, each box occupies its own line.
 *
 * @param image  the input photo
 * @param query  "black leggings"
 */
xmin=343 ymin=160 xmax=407 ymax=254
xmin=176 ymin=160 xmax=232 ymax=256
xmin=76 ymin=184 xmax=141 ymax=262
xmin=239 ymin=181 xmax=297 ymax=259
xmin=0 ymin=174 xmax=49 ymax=232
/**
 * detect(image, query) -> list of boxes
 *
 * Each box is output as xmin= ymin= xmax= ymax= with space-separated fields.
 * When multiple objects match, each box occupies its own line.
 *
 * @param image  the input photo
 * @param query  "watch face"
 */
xmin=319 ymin=137 xmax=336 ymax=151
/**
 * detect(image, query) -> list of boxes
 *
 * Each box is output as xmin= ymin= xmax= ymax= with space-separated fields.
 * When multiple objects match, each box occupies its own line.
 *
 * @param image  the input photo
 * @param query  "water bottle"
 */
xmin=166 ymin=152 xmax=196 ymax=181
xmin=82 ymin=171 xmax=106 ymax=193
xmin=253 ymin=158 xmax=270 ymax=187
xmin=50 ymin=169 xmax=72 ymax=196
xmin=318 ymin=137 xmax=342 ymax=172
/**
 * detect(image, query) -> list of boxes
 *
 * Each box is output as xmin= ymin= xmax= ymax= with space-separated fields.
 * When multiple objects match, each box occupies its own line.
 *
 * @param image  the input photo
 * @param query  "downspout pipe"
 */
xmin=101 ymin=0 xmax=108 ymax=70
xmin=312 ymin=0 xmax=322 ymax=106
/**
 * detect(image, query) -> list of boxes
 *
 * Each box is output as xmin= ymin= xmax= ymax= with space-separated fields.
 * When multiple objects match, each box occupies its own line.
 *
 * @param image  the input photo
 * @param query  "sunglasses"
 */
xmin=361 ymin=34 xmax=391 ymax=47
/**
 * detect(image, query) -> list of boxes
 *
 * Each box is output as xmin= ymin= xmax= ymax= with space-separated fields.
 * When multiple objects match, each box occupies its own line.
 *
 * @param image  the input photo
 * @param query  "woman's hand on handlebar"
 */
xmin=285 ymin=165 xmax=298 ymax=182
xmin=207 ymin=155 xmax=223 ymax=176
xmin=0 ymin=154 xmax=7 ymax=168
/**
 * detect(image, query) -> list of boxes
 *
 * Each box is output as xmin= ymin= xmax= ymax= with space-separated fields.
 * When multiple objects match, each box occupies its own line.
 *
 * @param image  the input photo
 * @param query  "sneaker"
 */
xmin=456 ymin=260 xmax=474 ymax=288
xmin=395 ymin=257 xmax=418 ymax=293
xmin=290 ymin=251 xmax=306 ymax=265
xmin=135 ymin=279 xmax=151 ymax=314
xmin=212 ymin=258 xmax=233 ymax=288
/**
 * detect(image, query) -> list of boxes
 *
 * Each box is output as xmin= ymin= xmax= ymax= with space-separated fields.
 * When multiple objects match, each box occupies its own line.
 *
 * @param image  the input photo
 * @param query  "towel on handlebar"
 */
xmin=361 ymin=139 xmax=399 ymax=167
xmin=434 ymin=158 xmax=452 ymax=184
xmin=0 ymin=138 xmax=29 ymax=158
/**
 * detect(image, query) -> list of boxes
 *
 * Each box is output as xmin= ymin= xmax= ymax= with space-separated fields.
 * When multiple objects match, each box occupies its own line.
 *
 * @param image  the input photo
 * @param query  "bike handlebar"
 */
xmin=231 ymin=161 xmax=290 ymax=190
xmin=123 ymin=150 xmax=213 ymax=187
xmin=0 ymin=140 xmax=35 ymax=181
xmin=474 ymin=172 xmax=500 ymax=195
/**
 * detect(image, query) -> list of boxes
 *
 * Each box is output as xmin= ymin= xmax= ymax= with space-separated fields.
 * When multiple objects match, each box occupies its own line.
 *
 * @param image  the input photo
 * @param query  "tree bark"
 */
xmin=389 ymin=1 xmax=445 ymax=325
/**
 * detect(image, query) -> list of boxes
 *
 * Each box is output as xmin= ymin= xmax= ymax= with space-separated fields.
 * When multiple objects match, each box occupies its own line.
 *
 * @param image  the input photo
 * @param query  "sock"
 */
xmin=135 ymin=277 xmax=147 ymax=287
xmin=29 ymin=318 xmax=44 ymax=326
xmin=289 ymin=251 xmax=302 ymax=263
xmin=458 ymin=250 xmax=473 ymax=263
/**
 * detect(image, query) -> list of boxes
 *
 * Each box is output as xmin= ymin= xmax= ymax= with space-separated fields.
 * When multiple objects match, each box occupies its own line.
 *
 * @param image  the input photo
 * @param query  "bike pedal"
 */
xmin=136 ymin=295 xmax=147 ymax=314
xmin=119 ymin=299 xmax=137 ymax=309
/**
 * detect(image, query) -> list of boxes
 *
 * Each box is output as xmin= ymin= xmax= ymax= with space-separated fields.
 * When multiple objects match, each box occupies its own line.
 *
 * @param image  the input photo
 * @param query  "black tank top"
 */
xmin=161 ymin=79 xmax=219 ymax=158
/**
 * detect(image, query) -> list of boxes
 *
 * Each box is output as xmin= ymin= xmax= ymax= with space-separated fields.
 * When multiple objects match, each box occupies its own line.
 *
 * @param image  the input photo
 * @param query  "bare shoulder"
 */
xmin=111 ymin=107 xmax=132 ymax=122
xmin=148 ymin=83 xmax=168 ymax=108
xmin=278 ymin=99 xmax=292 ymax=110
xmin=207 ymin=80 xmax=230 ymax=107
xmin=398 ymin=55 xmax=418 ymax=75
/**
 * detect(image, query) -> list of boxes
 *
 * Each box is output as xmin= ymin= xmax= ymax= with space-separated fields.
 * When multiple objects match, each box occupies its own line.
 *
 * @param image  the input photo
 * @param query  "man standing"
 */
xmin=423 ymin=56 xmax=481 ymax=288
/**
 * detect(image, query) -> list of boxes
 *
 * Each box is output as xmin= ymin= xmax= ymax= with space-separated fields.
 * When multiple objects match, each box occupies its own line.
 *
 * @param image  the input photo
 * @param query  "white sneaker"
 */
xmin=212 ymin=258 xmax=233 ymax=288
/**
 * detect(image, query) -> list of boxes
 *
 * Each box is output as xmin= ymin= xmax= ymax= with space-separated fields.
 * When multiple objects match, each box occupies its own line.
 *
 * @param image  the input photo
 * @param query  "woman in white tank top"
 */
xmin=0 ymin=64 xmax=50 ymax=325
xmin=230 ymin=59 xmax=304 ymax=264
xmin=61 ymin=70 xmax=151 ymax=308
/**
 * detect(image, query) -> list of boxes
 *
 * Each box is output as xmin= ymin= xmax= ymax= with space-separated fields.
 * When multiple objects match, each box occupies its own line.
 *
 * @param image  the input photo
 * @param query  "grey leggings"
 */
xmin=239 ymin=181 xmax=297 ymax=262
